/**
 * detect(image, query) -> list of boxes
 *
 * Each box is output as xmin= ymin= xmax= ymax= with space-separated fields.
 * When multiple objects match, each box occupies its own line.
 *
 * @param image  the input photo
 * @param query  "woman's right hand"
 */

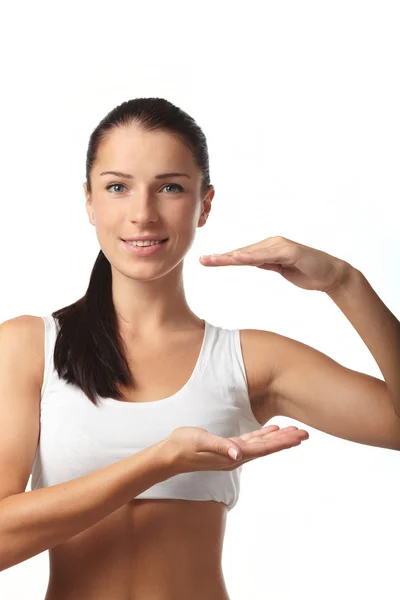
xmin=165 ymin=424 xmax=309 ymax=474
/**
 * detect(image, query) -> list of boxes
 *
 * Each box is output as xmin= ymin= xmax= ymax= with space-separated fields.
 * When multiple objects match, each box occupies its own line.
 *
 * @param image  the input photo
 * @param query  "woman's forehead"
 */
xmin=94 ymin=127 xmax=197 ymax=175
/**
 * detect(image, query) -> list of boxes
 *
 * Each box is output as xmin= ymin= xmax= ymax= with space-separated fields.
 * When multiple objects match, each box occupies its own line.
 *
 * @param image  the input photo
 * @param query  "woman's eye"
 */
xmin=106 ymin=183 xmax=183 ymax=194
xmin=161 ymin=183 xmax=184 ymax=193
xmin=106 ymin=183 xmax=126 ymax=193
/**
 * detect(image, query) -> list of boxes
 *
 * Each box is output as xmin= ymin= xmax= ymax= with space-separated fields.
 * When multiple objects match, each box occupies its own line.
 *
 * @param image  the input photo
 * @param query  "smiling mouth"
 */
xmin=122 ymin=238 xmax=169 ymax=245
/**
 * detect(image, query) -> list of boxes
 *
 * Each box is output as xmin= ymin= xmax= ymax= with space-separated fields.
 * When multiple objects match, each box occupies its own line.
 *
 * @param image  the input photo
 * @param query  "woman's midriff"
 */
xmin=44 ymin=498 xmax=231 ymax=600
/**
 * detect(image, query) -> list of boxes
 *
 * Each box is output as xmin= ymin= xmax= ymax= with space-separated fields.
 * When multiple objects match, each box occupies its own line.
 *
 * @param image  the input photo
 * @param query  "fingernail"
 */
xmin=228 ymin=447 xmax=238 ymax=460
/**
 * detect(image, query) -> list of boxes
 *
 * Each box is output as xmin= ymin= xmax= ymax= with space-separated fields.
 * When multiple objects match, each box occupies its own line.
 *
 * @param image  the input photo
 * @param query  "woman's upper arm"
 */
xmin=0 ymin=316 xmax=44 ymax=501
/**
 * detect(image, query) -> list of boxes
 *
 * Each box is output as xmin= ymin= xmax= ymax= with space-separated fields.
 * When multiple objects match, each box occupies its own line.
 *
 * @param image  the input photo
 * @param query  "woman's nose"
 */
xmin=126 ymin=192 xmax=160 ymax=223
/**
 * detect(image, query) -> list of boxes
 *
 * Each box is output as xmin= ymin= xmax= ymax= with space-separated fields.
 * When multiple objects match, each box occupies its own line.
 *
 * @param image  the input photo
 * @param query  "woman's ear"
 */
xmin=198 ymin=186 xmax=214 ymax=226
xmin=83 ymin=183 xmax=96 ymax=226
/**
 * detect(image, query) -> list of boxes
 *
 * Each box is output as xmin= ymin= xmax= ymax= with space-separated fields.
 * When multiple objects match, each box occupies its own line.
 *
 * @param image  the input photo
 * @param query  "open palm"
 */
xmin=217 ymin=424 xmax=309 ymax=471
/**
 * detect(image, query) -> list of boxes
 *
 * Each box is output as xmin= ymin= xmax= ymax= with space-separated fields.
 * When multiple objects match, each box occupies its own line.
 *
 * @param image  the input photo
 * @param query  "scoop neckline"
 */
xmin=97 ymin=319 xmax=213 ymax=408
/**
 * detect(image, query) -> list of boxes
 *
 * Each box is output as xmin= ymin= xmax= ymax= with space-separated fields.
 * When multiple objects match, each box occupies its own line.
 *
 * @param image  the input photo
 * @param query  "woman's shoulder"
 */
xmin=0 ymin=314 xmax=46 ymax=390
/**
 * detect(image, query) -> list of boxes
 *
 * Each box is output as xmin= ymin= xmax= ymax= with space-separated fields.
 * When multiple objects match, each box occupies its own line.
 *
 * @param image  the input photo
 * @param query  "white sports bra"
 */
xmin=31 ymin=315 xmax=262 ymax=511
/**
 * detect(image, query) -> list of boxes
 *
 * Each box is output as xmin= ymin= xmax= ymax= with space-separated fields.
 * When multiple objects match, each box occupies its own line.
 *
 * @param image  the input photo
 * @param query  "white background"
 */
xmin=0 ymin=1 xmax=399 ymax=599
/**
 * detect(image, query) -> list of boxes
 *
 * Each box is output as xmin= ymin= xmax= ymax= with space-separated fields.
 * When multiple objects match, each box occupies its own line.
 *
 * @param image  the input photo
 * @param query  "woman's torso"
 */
xmin=30 ymin=316 xmax=270 ymax=600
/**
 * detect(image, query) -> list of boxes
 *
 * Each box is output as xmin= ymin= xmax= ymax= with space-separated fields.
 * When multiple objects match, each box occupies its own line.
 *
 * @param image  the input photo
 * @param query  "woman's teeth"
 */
xmin=126 ymin=240 xmax=166 ymax=247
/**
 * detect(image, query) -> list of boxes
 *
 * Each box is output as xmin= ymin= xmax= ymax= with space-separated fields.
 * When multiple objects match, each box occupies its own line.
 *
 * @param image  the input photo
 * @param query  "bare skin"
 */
xmin=35 ymin=122 xmax=304 ymax=599
xmin=33 ymin=317 xmax=286 ymax=600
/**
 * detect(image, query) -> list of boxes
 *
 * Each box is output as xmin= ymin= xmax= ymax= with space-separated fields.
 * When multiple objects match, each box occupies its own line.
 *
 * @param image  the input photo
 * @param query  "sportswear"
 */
xmin=31 ymin=315 xmax=262 ymax=511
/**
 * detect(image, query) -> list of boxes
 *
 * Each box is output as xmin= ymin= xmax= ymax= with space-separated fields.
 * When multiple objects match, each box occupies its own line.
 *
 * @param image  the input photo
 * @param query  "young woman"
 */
xmin=0 ymin=97 xmax=398 ymax=600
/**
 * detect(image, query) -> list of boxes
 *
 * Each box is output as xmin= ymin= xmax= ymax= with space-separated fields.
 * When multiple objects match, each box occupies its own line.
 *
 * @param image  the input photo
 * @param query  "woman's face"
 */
xmin=84 ymin=123 xmax=214 ymax=279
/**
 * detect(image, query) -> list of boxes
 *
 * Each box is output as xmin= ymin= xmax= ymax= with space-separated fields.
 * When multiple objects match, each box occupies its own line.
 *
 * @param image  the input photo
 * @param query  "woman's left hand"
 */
xmin=199 ymin=235 xmax=352 ymax=293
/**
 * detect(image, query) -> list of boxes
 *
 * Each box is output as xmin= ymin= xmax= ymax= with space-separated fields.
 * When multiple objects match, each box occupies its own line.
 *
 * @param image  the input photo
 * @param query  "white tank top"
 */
xmin=31 ymin=315 xmax=262 ymax=511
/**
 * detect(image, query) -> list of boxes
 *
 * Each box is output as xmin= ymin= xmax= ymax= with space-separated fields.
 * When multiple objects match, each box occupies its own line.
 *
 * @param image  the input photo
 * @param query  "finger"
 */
xmin=247 ymin=428 xmax=309 ymax=445
xmin=199 ymin=253 xmax=250 ymax=266
xmin=217 ymin=431 xmax=309 ymax=470
xmin=200 ymin=251 xmax=284 ymax=268
xmin=263 ymin=433 xmax=308 ymax=455
xmin=263 ymin=426 xmax=305 ymax=436
xmin=240 ymin=425 xmax=280 ymax=440
xmin=244 ymin=432 xmax=308 ymax=457
xmin=232 ymin=439 xmax=302 ymax=467
xmin=240 ymin=425 xmax=300 ymax=441
xmin=206 ymin=248 xmax=293 ymax=266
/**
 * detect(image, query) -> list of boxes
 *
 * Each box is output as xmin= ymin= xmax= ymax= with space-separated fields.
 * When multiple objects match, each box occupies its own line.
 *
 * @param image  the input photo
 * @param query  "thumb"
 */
xmin=213 ymin=437 xmax=242 ymax=461
xmin=227 ymin=445 xmax=241 ymax=461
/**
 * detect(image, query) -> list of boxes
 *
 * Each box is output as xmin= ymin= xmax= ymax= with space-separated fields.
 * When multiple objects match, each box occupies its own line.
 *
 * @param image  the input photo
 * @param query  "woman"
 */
xmin=0 ymin=97 xmax=398 ymax=599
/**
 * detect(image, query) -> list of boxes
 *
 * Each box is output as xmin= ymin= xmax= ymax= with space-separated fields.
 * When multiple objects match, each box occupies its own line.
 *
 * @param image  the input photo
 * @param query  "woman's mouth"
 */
xmin=121 ymin=238 xmax=168 ymax=256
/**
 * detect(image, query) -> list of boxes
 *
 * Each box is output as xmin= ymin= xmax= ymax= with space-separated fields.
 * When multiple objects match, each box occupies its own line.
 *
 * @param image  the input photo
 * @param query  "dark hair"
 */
xmin=52 ymin=97 xmax=211 ymax=406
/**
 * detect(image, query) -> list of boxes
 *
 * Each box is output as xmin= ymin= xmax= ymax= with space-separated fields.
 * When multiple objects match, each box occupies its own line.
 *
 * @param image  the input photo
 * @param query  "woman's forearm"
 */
xmin=0 ymin=439 xmax=175 ymax=572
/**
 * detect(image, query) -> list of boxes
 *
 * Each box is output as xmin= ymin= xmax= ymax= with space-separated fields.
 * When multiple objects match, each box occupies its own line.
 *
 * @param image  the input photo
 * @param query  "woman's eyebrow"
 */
xmin=99 ymin=170 xmax=191 ymax=179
